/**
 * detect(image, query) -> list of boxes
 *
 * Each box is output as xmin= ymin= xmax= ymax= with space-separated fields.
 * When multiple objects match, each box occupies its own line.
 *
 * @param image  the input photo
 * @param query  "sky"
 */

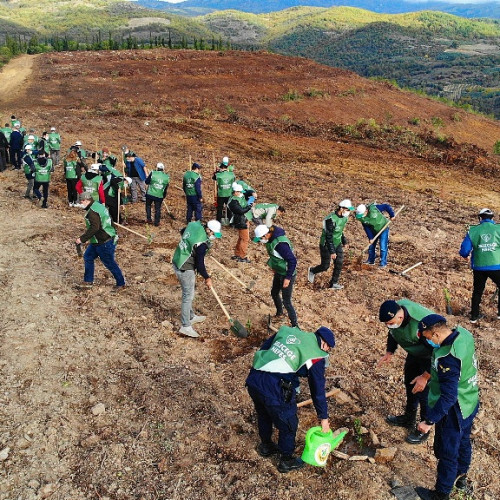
xmin=157 ymin=0 xmax=499 ymax=3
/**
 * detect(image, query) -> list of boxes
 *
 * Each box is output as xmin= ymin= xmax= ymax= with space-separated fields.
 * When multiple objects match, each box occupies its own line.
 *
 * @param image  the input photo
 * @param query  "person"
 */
xmin=68 ymin=140 xmax=87 ymax=161
xmin=459 ymin=208 xmax=500 ymax=323
xmin=228 ymin=183 xmax=254 ymax=263
xmin=125 ymin=152 xmax=147 ymax=203
xmin=48 ymin=127 xmax=61 ymax=167
xmin=416 ymin=314 xmax=479 ymax=500
xmin=171 ymin=220 xmax=222 ymax=338
xmin=24 ymin=129 xmax=38 ymax=147
xmin=145 ymin=162 xmax=170 ymax=226
xmin=219 ymin=156 xmax=234 ymax=172
xmin=253 ymin=224 xmax=298 ymax=327
xmin=183 ymin=162 xmax=203 ymax=223
xmin=212 ymin=160 xmax=235 ymax=223
xmin=377 ymin=299 xmax=437 ymax=444
xmin=76 ymin=163 xmax=105 ymax=203
xmin=104 ymin=174 xmax=131 ymax=223
xmin=63 ymin=149 xmax=81 ymax=207
xmin=97 ymin=147 xmax=118 ymax=173
xmin=235 ymin=178 xmax=256 ymax=200
xmin=246 ymin=325 xmax=335 ymax=473
xmin=22 ymin=144 xmax=37 ymax=199
xmin=31 ymin=150 xmax=53 ymax=209
xmin=308 ymin=199 xmax=354 ymax=290
xmin=37 ymin=131 xmax=50 ymax=156
xmin=0 ymin=129 xmax=9 ymax=172
xmin=355 ymin=202 xmax=395 ymax=268
xmin=75 ymin=192 xmax=126 ymax=291
xmin=9 ymin=122 xmax=24 ymax=170
xmin=252 ymin=203 xmax=285 ymax=227
xmin=1 ymin=123 xmax=12 ymax=166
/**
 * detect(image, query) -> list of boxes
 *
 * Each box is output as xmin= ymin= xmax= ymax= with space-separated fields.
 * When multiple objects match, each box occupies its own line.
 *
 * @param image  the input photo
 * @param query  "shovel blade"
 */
xmin=230 ymin=318 xmax=248 ymax=338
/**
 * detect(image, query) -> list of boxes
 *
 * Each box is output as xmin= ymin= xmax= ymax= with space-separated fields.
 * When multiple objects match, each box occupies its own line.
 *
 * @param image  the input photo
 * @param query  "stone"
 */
xmin=91 ymin=403 xmax=106 ymax=416
xmin=16 ymin=437 xmax=31 ymax=449
xmin=369 ymin=429 xmax=380 ymax=446
xmin=349 ymin=455 xmax=369 ymax=461
xmin=0 ymin=447 xmax=10 ymax=461
xmin=330 ymin=450 xmax=349 ymax=460
xmin=390 ymin=485 xmax=420 ymax=500
xmin=374 ymin=447 xmax=397 ymax=464
xmin=39 ymin=483 xmax=57 ymax=498
xmin=28 ymin=479 xmax=41 ymax=490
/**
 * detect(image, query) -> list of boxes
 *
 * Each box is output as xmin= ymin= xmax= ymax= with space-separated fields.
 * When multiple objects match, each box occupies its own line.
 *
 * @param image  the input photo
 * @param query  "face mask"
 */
xmin=341 ymin=211 xmax=349 ymax=218
xmin=426 ymin=339 xmax=440 ymax=348
xmin=209 ymin=235 xmax=216 ymax=240
xmin=386 ymin=322 xmax=402 ymax=329
xmin=259 ymin=238 xmax=267 ymax=244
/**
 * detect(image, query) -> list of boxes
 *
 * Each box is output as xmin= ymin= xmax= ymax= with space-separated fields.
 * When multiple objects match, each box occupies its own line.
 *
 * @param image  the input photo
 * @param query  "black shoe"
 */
xmin=406 ymin=428 xmax=430 ymax=444
xmin=237 ymin=257 xmax=251 ymax=263
xmin=415 ymin=487 xmax=450 ymax=500
xmin=231 ymin=255 xmax=239 ymax=260
xmin=455 ymin=474 xmax=473 ymax=494
xmin=386 ymin=412 xmax=417 ymax=429
xmin=277 ymin=456 xmax=305 ymax=473
xmin=430 ymin=491 xmax=450 ymax=500
xmin=257 ymin=441 xmax=279 ymax=457
xmin=470 ymin=314 xmax=484 ymax=324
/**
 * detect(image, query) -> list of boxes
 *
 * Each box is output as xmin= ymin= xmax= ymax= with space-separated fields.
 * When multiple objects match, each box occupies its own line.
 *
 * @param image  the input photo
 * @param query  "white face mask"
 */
xmin=209 ymin=235 xmax=216 ymax=240
xmin=387 ymin=322 xmax=402 ymax=329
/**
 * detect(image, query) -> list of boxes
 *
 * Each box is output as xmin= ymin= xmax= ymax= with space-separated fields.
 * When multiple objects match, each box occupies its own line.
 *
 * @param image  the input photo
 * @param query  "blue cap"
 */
xmin=418 ymin=314 xmax=447 ymax=333
xmin=315 ymin=327 xmax=335 ymax=348
xmin=192 ymin=162 xmax=202 ymax=169
xmin=379 ymin=300 xmax=401 ymax=322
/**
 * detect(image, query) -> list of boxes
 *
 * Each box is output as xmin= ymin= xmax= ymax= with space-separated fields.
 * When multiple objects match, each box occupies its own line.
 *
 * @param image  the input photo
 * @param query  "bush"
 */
xmin=493 ymin=141 xmax=500 ymax=155
xmin=282 ymin=89 xmax=302 ymax=102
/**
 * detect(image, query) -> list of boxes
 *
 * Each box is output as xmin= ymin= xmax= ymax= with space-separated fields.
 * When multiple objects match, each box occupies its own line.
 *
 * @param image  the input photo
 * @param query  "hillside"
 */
xmin=0 ymin=48 xmax=499 ymax=500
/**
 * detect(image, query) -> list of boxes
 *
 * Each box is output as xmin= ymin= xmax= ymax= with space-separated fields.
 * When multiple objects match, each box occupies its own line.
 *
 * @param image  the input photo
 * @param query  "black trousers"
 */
xmin=34 ymin=181 xmax=49 ymax=206
xmin=471 ymin=269 xmax=500 ymax=317
xmin=216 ymin=196 xmax=232 ymax=222
xmin=146 ymin=196 xmax=162 ymax=226
xmin=403 ymin=354 xmax=431 ymax=419
xmin=66 ymin=178 xmax=78 ymax=203
xmin=310 ymin=243 xmax=344 ymax=285
xmin=271 ymin=274 xmax=298 ymax=327
xmin=11 ymin=149 xmax=22 ymax=169
xmin=0 ymin=147 xmax=7 ymax=171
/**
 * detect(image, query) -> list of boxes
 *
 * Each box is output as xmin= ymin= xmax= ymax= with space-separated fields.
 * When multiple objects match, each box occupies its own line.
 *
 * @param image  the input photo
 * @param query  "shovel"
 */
xmin=209 ymin=284 xmax=248 ymax=338
xmin=388 ymin=261 xmax=423 ymax=277
xmin=162 ymin=200 xmax=176 ymax=220
xmin=75 ymin=243 xmax=83 ymax=257
xmin=221 ymin=203 xmax=230 ymax=227
xmin=114 ymin=222 xmax=154 ymax=244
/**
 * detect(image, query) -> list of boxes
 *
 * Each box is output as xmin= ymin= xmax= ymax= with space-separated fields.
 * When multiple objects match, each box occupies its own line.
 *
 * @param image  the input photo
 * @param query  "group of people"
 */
xmin=2 ymin=117 xmax=499 ymax=500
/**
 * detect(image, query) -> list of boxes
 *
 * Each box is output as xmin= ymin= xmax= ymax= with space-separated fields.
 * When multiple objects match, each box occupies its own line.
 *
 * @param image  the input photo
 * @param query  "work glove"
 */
xmin=247 ymin=196 xmax=255 ymax=205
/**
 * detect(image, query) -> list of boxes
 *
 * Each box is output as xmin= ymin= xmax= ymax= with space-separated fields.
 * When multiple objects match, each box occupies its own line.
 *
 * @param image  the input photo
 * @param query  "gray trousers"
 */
xmin=130 ymin=177 xmax=146 ymax=202
xmin=173 ymin=264 xmax=196 ymax=327
xmin=50 ymin=149 xmax=60 ymax=166
xmin=25 ymin=177 xmax=34 ymax=198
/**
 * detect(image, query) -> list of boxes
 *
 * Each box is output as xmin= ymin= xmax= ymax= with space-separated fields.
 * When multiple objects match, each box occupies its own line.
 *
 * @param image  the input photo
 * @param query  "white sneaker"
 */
xmin=307 ymin=267 xmax=315 ymax=284
xmin=179 ymin=326 xmax=199 ymax=338
xmin=191 ymin=315 xmax=206 ymax=325
xmin=69 ymin=202 xmax=73 ymax=207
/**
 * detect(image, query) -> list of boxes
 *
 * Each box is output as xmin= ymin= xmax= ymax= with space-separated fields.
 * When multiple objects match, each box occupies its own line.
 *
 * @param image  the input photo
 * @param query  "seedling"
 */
xmin=353 ymin=418 xmax=364 ymax=450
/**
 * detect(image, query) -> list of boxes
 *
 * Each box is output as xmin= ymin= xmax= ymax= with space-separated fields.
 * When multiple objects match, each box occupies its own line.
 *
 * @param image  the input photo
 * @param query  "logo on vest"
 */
xmin=481 ymin=233 xmax=492 ymax=243
xmin=286 ymin=335 xmax=301 ymax=345
xmin=183 ymin=231 xmax=191 ymax=240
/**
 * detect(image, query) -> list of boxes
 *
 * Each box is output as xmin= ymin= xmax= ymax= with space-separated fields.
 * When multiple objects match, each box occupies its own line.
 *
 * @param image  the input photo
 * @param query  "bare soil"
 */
xmin=0 ymin=49 xmax=499 ymax=500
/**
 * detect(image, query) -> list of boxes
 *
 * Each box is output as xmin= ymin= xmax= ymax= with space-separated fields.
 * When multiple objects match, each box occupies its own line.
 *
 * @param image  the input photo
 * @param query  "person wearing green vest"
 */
xmin=246 ymin=325 xmax=335 ymax=473
xmin=236 ymin=178 xmax=256 ymax=200
xmin=104 ymin=174 xmax=131 ymax=223
xmin=0 ymin=124 xmax=11 ymax=170
xmin=76 ymin=192 xmax=125 ymax=291
xmin=145 ymin=162 xmax=170 ymax=226
xmin=355 ymin=202 xmax=395 ymax=268
xmin=22 ymin=144 xmax=36 ymax=199
xmin=24 ymin=134 xmax=37 ymax=152
xmin=251 ymin=203 xmax=285 ymax=228
xmin=183 ymin=162 xmax=203 ymax=223
xmin=254 ymin=224 xmax=299 ymax=327
xmin=228 ymin=183 xmax=255 ymax=263
xmin=48 ymin=126 xmax=62 ymax=167
xmin=308 ymin=199 xmax=354 ymax=290
xmin=32 ymin=151 xmax=54 ymax=209
xmin=212 ymin=162 xmax=235 ymax=223
xmin=63 ymin=149 xmax=81 ymax=207
xmin=172 ymin=220 xmax=222 ymax=338
xmin=459 ymin=208 xmax=500 ymax=323
xmin=377 ymin=299 xmax=435 ymax=444
xmin=76 ymin=163 xmax=105 ymax=204
xmin=416 ymin=315 xmax=479 ymax=500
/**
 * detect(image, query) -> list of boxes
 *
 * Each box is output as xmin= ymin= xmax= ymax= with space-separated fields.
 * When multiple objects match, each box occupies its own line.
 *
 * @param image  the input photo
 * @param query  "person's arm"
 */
xmin=324 ymin=217 xmax=336 ymax=254
xmin=194 ymin=243 xmax=211 ymax=286
xmin=162 ymin=184 xmax=169 ymax=199
xmin=459 ymin=233 xmax=472 ymax=258
xmin=264 ymin=207 xmax=276 ymax=228
xmin=275 ymin=241 xmax=297 ymax=281
xmin=377 ymin=203 xmax=395 ymax=218
xmin=228 ymin=199 xmax=251 ymax=215
xmin=75 ymin=179 xmax=83 ymax=194
xmin=195 ymin=177 xmax=202 ymax=200
xmin=145 ymin=172 xmax=152 ymax=185
xmin=362 ymin=224 xmax=375 ymax=240
xmin=98 ymin=182 xmax=105 ymax=204
xmin=377 ymin=333 xmax=398 ymax=366
xmin=79 ymin=210 xmax=100 ymax=243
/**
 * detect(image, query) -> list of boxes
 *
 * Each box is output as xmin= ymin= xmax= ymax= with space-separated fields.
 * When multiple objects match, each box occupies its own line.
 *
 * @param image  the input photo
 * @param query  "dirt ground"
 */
xmin=0 ymin=50 xmax=499 ymax=500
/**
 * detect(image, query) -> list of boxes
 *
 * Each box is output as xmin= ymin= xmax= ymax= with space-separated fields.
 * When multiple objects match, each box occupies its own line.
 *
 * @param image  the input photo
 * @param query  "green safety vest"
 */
xmin=1 ymin=127 xmax=11 ymax=141
xmin=428 ymin=326 xmax=479 ymax=419
xmin=467 ymin=222 xmax=500 ymax=268
xmin=48 ymin=132 xmax=61 ymax=150
xmin=228 ymin=194 xmax=253 ymax=221
xmin=85 ymin=202 xmax=116 ymax=244
xmin=81 ymin=173 xmax=102 ymax=202
xmin=34 ymin=159 xmax=53 ymax=183
xmin=358 ymin=204 xmax=388 ymax=233
xmin=215 ymin=170 xmax=235 ymax=197
xmin=22 ymin=154 xmax=34 ymax=175
xmin=147 ymin=171 xmax=170 ymax=198
xmin=24 ymin=135 xmax=39 ymax=146
xmin=266 ymin=235 xmax=296 ymax=276
xmin=183 ymin=171 xmax=200 ymax=196
xmin=64 ymin=159 xmax=78 ymax=180
xmin=252 ymin=326 xmax=327 ymax=373
xmin=236 ymin=179 xmax=254 ymax=193
xmin=172 ymin=221 xmax=208 ymax=269
xmin=390 ymin=299 xmax=435 ymax=358
xmin=320 ymin=211 xmax=348 ymax=248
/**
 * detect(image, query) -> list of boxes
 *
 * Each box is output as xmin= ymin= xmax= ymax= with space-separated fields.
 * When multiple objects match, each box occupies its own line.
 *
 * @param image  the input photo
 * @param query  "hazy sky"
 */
xmin=157 ymin=0 xmax=499 ymax=3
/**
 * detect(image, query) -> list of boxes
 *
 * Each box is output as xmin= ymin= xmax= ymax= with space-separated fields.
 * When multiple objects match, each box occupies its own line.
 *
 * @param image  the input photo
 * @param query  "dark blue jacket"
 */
xmin=10 ymin=130 xmax=24 ymax=151
xmin=459 ymin=219 xmax=500 ymax=271
xmin=268 ymin=226 xmax=297 ymax=280
xmin=125 ymin=156 xmax=147 ymax=181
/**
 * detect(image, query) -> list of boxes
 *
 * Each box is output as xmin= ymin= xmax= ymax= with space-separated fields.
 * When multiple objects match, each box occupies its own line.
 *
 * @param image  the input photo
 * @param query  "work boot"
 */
xmin=257 ymin=441 xmax=279 ymax=457
xmin=386 ymin=410 xmax=417 ymax=429
xmin=455 ymin=475 xmax=473 ymax=494
xmin=307 ymin=267 xmax=315 ymax=284
xmin=430 ymin=491 xmax=450 ymax=500
xmin=277 ymin=455 xmax=305 ymax=473
xmin=405 ymin=428 xmax=430 ymax=444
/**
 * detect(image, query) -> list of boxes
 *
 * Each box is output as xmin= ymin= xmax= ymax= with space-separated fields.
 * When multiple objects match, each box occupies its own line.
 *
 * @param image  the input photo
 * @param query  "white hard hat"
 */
xmin=156 ymin=162 xmax=165 ymax=170
xmin=479 ymin=208 xmax=494 ymax=217
xmin=74 ymin=140 xmax=82 ymax=146
xmin=206 ymin=220 xmax=222 ymax=238
xmin=232 ymin=182 xmax=243 ymax=192
xmin=254 ymin=224 xmax=269 ymax=239
xmin=339 ymin=199 xmax=354 ymax=210
xmin=28 ymin=135 xmax=35 ymax=140
xmin=125 ymin=177 xmax=132 ymax=185
xmin=14 ymin=122 xmax=20 ymax=128
xmin=89 ymin=163 xmax=100 ymax=173
xmin=222 ymin=156 xmax=229 ymax=165
xmin=356 ymin=204 xmax=367 ymax=215
xmin=24 ymin=144 xmax=33 ymax=150
xmin=50 ymin=127 xmax=56 ymax=131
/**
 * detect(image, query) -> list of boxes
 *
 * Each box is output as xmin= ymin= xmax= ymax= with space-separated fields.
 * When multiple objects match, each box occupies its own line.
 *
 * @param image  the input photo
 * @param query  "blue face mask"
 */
xmin=426 ymin=339 xmax=440 ymax=348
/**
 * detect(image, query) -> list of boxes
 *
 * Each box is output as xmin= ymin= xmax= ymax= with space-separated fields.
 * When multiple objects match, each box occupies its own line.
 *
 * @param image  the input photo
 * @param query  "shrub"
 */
xmin=282 ymin=89 xmax=302 ymax=102
xmin=493 ymin=141 xmax=500 ymax=155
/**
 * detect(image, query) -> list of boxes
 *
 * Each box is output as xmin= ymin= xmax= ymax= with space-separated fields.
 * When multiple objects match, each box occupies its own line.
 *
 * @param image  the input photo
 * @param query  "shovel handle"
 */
xmin=297 ymin=389 xmax=340 ymax=408
xmin=401 ymin=261 xmax=423 ymax=275
xmin=209 ymin=285 xmax=231 ymax=321
xmin=362 ymin=205 xmax=405 ymax=253
xmin=210 ymin=256 xmax=247 ymax=288
xmin=114 ymin=222 xmax=149 ymax=241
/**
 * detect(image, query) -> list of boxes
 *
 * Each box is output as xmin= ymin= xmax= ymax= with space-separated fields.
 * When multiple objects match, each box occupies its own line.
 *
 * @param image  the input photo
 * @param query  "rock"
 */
xmin=161 ymin=320 xmax=173 ymax=330
xmin=91 ymin=403 xmax=106 ymax=416
xmin=374 ymin=447 xmax=397 ymax=464
xmin=369 ymin=429 xmax=380 ymax=446
xmin=359 ymin=426 xmax=369 ymax=435
xmin=390 ymin=486 xmax=420 ymax=500
xmin=80 ymin=434 xmax=100 ymax=448
xmin=28 ymin=479 xmax=40 ymax=490
xmin=330 ymin=450 xmax=349 ymax=460
xmin=0 ymin=447 xmax=10 ymax=461
xmin=368 ymin=457 xmax=376 ymax=464
xmin=349 ymin=455 xmax=369 ymax=461
xmin=39 ymin=483 xmax=57 ymax=498
xmin=16 ymin=437 xmax=31 ymax=449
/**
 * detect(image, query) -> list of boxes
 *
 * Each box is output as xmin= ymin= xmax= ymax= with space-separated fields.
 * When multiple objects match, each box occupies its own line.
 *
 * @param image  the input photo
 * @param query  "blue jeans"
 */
xmin=83 ymin=239 xmax=125 ymax=286
xmin=173 ymin=264 xmax=196 ymax=327
xmin=186 ymin=195 xmax=202 ymax=222
xmin=368 ymin=228 xmax=389 ymax=266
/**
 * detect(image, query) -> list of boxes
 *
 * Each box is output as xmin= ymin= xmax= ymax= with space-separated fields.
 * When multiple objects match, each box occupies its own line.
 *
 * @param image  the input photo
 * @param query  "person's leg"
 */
xmin=471 ymin=270 xmax=488 ymax=318
xmin=239 ymin=225 xmax=249 ymax=257
xmin=403 ymin=355 xmax=421 ymax=415
xmin=310 ymin=243 xmax=331 ymax=275
xmin=367 ymin=240 xmax=376 ymax=264
xmin=216 ymin=197 xmax=223 ymax=222
xmin=195 ymin=199 xmax=203 ymax=221
xmin=488 ymin=270 xmax=500 ymax=317
xmin=130 ymin=178 xmax=138 ymax=203
xmin=145 ymin=197 xmax=153 ymax=222
xmin=66 ymin=179 xmax=73 ymax=203
xmin=186 ymin=197 xmax=194 ymax=223
xmin=41 ymin=182 xmax=49 ymax=207
xmin=25 ymin=176 xmax=34 ymax=198
xmin=138 ymin=180 xmax=147 ymax=201
xmin=107 ymin=201 xmax=118 ymax=223
xmin=271 ymin=273 xmax=284 ymax=316
xmin=33 ymin=181 xmax=42 ymax=201
xmin=434 ymin=411 xmax=461 ymax=496
xmin=70 ymin=179 xmax=78 ymax=204
xmin=173 ymin=265 xmax=196 ymax=327
xmin=330 ymin=243 xmax=345 ymax=285
xmin=95 ymin=240 xmax=125 ymax=286
xmin=154 ymin=198 xmax=162 ymax=226
xmin=272 ymin=402 xmax=299 ymax=457
xmin=83 ymin=244 xmax=98 ymax=283
xmin=247 ymin=386 xmax=274 ymax=445
xmin=456 ymin=406 xmax=478 ymax=477
xmin=379 ymin=228 xmax=389 ymax=267
xmin=281 ymin=274 xmax=298 ymax=327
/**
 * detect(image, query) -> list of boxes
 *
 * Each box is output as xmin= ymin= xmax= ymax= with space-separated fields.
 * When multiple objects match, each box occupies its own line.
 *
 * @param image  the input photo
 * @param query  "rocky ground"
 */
xmin=0 ymin=50 xmax=499 ymax=500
